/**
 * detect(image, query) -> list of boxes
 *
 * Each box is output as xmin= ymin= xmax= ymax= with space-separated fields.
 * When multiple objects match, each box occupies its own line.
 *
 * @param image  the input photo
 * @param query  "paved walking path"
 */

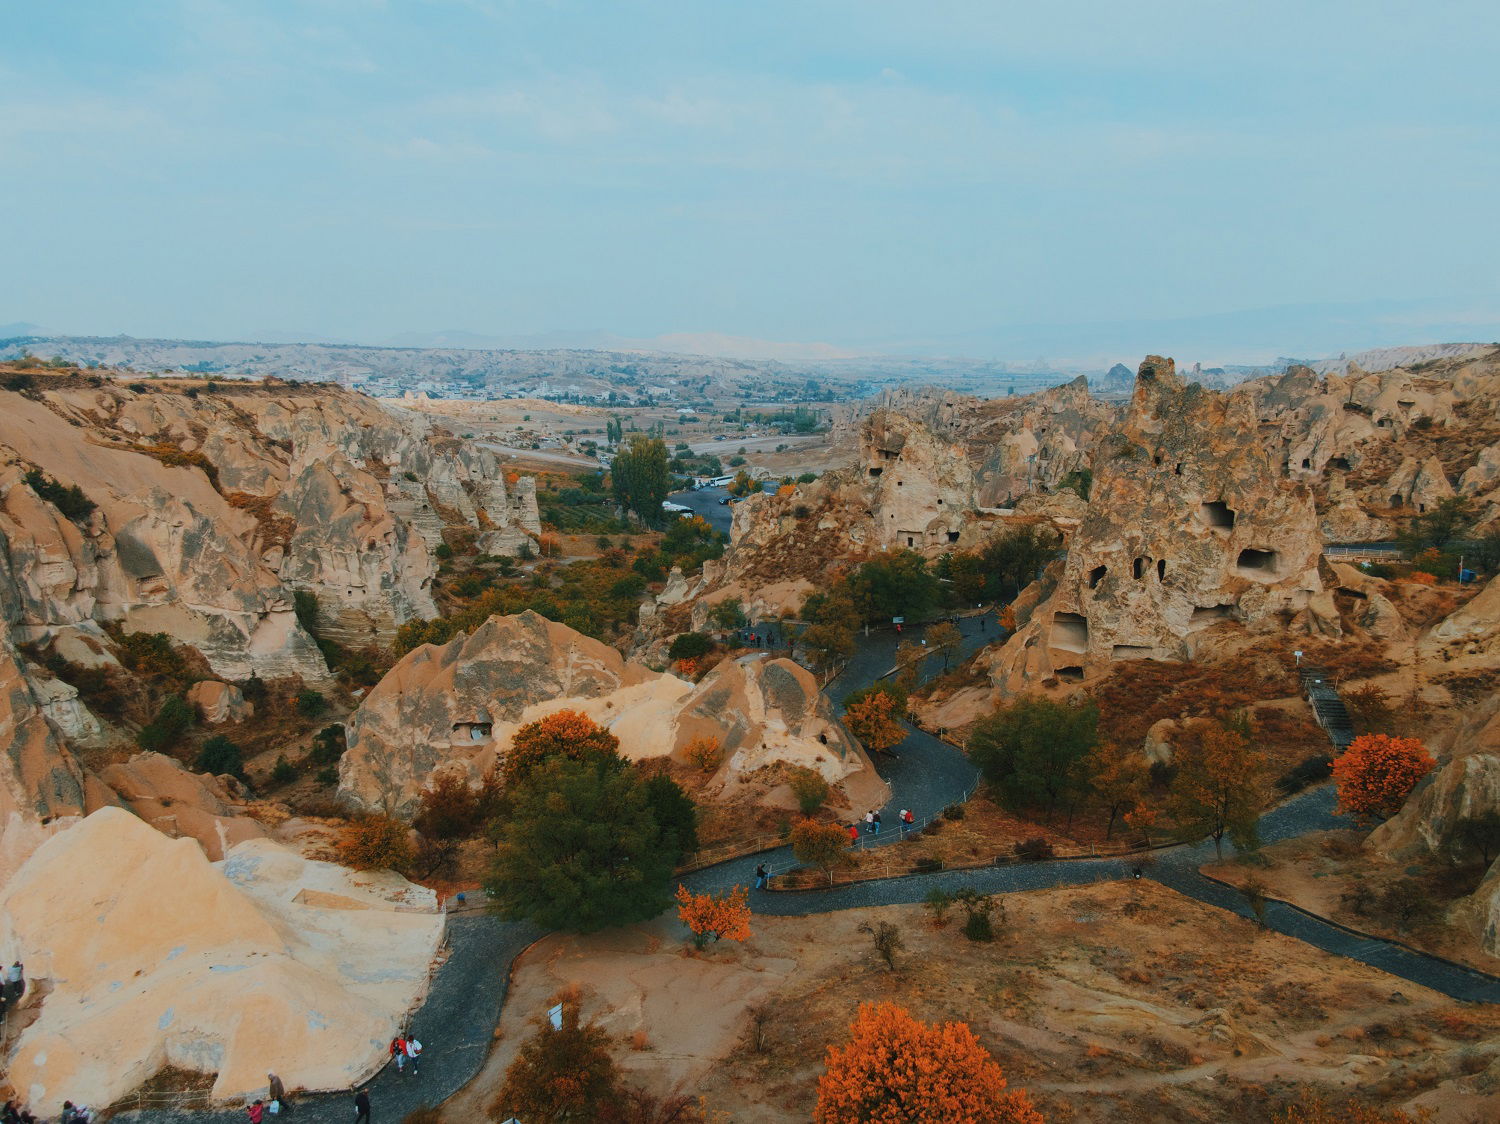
xmin=119 ymin=613 xmax=1500 ymax=1121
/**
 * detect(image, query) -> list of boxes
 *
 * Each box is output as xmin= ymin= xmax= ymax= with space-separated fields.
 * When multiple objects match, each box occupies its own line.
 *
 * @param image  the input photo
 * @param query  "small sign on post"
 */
xmin=891 ymin=616 xmax=904 ymax=625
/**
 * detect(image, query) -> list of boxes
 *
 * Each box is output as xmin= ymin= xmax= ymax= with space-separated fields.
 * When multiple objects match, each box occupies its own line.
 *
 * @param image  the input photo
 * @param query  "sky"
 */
xmin=3 ymin=0 xmax=1499 ymax=364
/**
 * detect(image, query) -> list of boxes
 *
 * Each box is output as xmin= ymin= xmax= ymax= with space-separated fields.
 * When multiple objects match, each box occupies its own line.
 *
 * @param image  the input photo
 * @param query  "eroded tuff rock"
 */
xmin=96 ymin=751 xmax=266 ymax=861
xmin=341 ymin=611 xmax=885 ymax=817
xmin=0 ymin=380 xmax=541 ymax=675
xmin=984 ymin=357 xmax=1325 ymax=694
xmin=647 ymin=381 xmax=1113 ymax=635
xmin=0 ymin=807 xmax=443 ymax=1107
xmin=185 ymin=679 xmax=253 ymax=724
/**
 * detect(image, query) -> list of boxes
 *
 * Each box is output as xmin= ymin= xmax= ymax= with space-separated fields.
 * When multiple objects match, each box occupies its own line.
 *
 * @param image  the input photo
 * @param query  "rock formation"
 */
xmin=341 ymin=611 xmax=885 ymax=818
xmin=983 ymin=357 xmax=1325 ymax=693
xmin=0 ymin=807 xmax=444 ymax=1107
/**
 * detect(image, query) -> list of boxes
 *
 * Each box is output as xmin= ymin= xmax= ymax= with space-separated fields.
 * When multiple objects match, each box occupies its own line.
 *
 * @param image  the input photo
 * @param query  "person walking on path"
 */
xmin=903 ymin=809 xmax=915 ymax=831
xmin=754 ymin=863 xmax=768 ymax=891
xmin=872 ymin=811 xmax=881 ymax=835
xmin=847 ymin=823 xmax=859 ymax=846
xmin=353 ymin=1089 xmax=370 ymax=1124
xmin=267 ymin=1073 xmax=288 ymax=1115
xmin=864 ymin=810 xmax=874 ymax=834
xmin=898 ymin=809 xmax=909 ymax=833
xmin=403 ymin=1036 xmax=422 ymax=1077
xmin=389 ymin=1035 xmax=406 ymax=1073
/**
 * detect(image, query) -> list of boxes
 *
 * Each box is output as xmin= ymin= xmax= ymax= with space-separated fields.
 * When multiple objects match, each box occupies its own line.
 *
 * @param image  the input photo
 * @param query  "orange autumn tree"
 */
xmin=503 ymin=709 xmax=621 ymax=786
xmin=674 ymin=884 xmax=752 ymax=950
xmin=815 ymin=1002 xmax=1044 ymax=1124
xmin=1332 ymin=733 xmax=1436 ymax=819
xmin=843 ymin=691 xmax=906 ymax=755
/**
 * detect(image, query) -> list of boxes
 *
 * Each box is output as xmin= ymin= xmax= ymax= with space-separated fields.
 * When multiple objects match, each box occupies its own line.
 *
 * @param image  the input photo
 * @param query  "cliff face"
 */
xmin=1240 ymin=345 xmax=1500 ymax=536
xmin=341 ymin=611 xmax=885 ymax=818
xmin=0 ymin=374 xmax=539 ymax=853
xmin=984 ymin=358 xmax=1325 ymax=693
xmin=0 ymin=379 xmax=540 ymax=665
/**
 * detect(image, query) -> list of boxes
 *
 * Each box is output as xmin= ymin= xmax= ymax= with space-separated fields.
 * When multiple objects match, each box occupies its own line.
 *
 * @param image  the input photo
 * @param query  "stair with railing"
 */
xmin=1300 ymin=665 xmax=1355 ymax=751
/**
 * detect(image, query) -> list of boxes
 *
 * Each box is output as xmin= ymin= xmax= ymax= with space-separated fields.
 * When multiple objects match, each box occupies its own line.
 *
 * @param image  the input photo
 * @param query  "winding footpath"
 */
xmin=124 ymin=616 xmax=1500 ymax=1123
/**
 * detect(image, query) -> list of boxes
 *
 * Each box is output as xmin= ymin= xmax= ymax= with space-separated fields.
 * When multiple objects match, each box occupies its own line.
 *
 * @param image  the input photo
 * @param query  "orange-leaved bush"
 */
xmin=1332 ymin=733 xmax=1436 ymax=819
xmin=814 ymin=1001 xmax=1044 ymax=1124
xmin=502 ymin=708 xmax=621 ymax=786
xmin=674 ymin=884 xmax=752 ymax=950
xmin=843 ymin=691 xmax=906 ymax=755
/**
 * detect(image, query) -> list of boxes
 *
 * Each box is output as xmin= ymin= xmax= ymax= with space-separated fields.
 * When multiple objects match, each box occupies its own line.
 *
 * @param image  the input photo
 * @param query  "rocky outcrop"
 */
xmin=185 ymin=680 xmax=252 ymax=725
xmin=341 ymin=611 xmax=886 ymax=818
xmin=96 ymin=751 xmax=267 ymax=860
xmin=1368 ymin=753 xmax=1500 ymax=861
xmin=0 ymin=807 xmax=443 ymax=1107
xmin=984 ymin=357 xmax=1325 ymax=693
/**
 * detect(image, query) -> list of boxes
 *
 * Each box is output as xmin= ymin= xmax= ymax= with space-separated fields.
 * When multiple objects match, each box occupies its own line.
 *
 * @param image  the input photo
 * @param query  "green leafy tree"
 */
xmin=138 ymin=694 xmax=195 ymax=752
xmin=967 ymin=696 xmax=1098 ymax=816
xmin=195 ymin=734 xmax=245 ymax=779
xmin=1399 ymin=495 xmax=1476 ymax=552
xmin=848 ymin=551 xmax=939 ymax=621
xmin=1452 ymin=811 xmax=1500 ymax=866
xmin=709 ymin=597 xmax=747 ymax=631
xmin=668 ymin=632 xmax=714 ymax=662
xmin=486 ymin=756 xmax=676 ymax=932
xmin=610 ymin=434 xmax=670 ymax=524
xmin=643 ymin=771 xmax=699 ymax=861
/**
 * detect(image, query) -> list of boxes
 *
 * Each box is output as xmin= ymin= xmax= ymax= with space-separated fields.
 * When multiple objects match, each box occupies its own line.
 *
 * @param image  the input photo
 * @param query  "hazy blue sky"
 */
xmin=3 ymin=1 xmax=1498 ymax=362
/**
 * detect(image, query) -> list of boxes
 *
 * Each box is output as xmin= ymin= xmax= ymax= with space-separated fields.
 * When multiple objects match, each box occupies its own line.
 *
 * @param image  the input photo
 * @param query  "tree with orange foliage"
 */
xmin=814 ymin=1002 xmax=1043 ymax=1124
xmin=503 ymin=709 xmax=621 ymax=786
xmin=681 ymin=734 xmax=721 ymax=772
xmin=674 ymin=884 xmax=752 ymax=950
xmin=1164 ymin=718 xmax=1266 ymax=859
xmin=843 ymin=691 xmax=906 ymax=755
xmin=336 ymin=814 xmax=414 ymax=871
xmin=791 ymin=819 xmax=853 ymax=880
xmin=1084 ymin=740 xmax=1149 ymax=840
xmin=1332 ymin=733 xmax=1436 ymax=819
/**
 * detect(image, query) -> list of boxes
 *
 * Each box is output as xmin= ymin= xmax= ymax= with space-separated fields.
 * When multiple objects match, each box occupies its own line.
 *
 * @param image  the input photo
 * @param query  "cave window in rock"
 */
xmin=1174 ymin=462 xmax=1184 ymax=476
xmin=1132 ymin=556 xmax=1148 ymax=580
xmin=1088 ymin=564 xmax=1106 ymax=589
xmin=1377 ymin=417 xmax=1393 ymax=428
xmin=1153 ymin=454 xmax=1163 ymax=467
xmin=1329 ymin=456 xmax=1351 ymax=471
xmin=1390 ymin=494 xmax=1403 ymax=507
xmin=1200 ymin=501 xmax=1236 ymax=531
xmin=1156 ymin=559 xmax=1167 ymax=581
xmin=1190 ymin=604 xmax=1234 ymax=628
xmin=1055 ymin=666 xmax=1085 ymax=683
xmin=868 ymin=466 xmax=883 ymax=478
xmin=1051 ymin=611 xmax=1089 ymax=653
xmin=896 ymin=480 xmax=903 ymax=487
xmin=1301 ymin=458 xmax=1311 ymax=469
xmin=1112 ymin=645 xmax=1154 ymax=661
xmin=946 ymin=531 xmax=960 ymax=543
xmin=907 ymin=536 xmax=915 ymax=547
xmin=452 ymin=721 xmax=493 ymax=743
xmin=1235 ymin=548 xmax=1280 ymax=580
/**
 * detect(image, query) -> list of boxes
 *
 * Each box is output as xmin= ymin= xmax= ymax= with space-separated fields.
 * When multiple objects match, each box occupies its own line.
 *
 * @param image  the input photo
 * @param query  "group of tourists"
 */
xmin=0 ymin=960 xmax=25 ymax=1023
xmin=388 ymin=1033 xmax=423 ymax=1075
xmin=0 ymin=1099 xmax=89 ymax=1124
xmin=244 ymin=1073 xmax=291 ymax=1121
xmin=855 ymin=808 xmax=916 ymax=839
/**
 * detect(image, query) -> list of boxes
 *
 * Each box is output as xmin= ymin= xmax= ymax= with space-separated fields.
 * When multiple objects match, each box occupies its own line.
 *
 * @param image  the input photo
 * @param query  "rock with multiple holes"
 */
xmin=984 ymin=357 xmax=1325 ymax=694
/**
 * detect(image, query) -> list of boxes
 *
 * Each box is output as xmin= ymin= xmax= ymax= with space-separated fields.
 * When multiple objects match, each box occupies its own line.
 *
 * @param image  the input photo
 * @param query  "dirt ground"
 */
xmin=441 ymin=881 xmax=1500 ymax=1123
xmin=1204 ymin=830 xmax=1500 ymax=975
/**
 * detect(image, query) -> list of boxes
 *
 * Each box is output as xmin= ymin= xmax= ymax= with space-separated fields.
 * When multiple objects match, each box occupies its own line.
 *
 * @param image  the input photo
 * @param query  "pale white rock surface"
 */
xmin=0 ymin=808 xmax=443 ymax=1107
